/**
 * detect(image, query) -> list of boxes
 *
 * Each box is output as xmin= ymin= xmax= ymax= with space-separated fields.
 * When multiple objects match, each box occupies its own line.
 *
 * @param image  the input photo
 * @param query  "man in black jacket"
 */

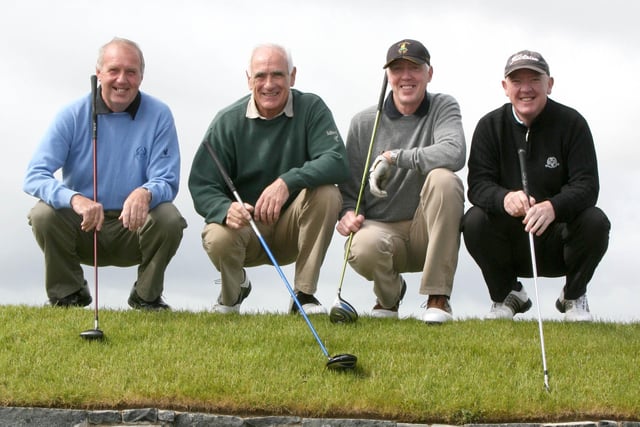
xmin=462 ymin=50 xmax=610 ymax=322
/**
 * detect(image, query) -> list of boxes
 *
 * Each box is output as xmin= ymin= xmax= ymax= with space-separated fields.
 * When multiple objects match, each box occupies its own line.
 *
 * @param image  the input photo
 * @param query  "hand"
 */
xmin=254 ymin=178 xmax=289 ymax=225
xmin=225 ymin=201 xmax=254 ymax=230
xmin=71 ymin=194 xmax=104 ymax=232
xmin=369 ymin=154 xmax=392 ymax=198
xmin=523 ymin=200 xmax=556 ymax=236
xmin=119 ymin=187 xmax=151 ymax=231
xmin=336 ymin=210 xmax=365 ymax=236
xmin=503 ymin=190 xmax=535 ymax=218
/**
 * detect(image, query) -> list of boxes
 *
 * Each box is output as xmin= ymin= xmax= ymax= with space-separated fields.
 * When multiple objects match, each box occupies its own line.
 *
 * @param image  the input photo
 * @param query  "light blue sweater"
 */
xmin=24 ymin=91 xmax=180 ymax=210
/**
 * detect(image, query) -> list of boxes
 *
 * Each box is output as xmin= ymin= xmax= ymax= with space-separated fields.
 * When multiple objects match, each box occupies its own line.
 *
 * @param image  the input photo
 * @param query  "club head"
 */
xmin=326 ymin=353 xmax=357 ymax=370
xmin=329 ymin=296 xmax=358 ymax=324
xmin=80 ymin=328 xmax=104 ymax=341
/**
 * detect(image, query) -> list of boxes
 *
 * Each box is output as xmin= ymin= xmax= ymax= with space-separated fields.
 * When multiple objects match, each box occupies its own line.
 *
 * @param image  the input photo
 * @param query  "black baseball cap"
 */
xmin=504 ymin=50 xmax=550 ymax=77
xmin=383 ymin=39 xmax=430 ymax=68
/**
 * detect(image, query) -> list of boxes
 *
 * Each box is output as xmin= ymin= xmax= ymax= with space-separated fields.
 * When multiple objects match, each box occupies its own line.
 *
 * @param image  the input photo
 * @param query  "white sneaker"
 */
xmin=370 ymin=279 xmax=407 ymax=319
xmin=421 ymin=295 xmax=453 ymax=324
xmin=212 ymin=271 xmax=252 ymax=314
xmin=485 ymin=287 xmax=532 ymax=320
xmin=371 ymin=305 xmax=399 ymax=319
xmin=290 ymin=291 xmax=327 ymax=315
xmin=556 ymin=291 xmax=592 ymax=322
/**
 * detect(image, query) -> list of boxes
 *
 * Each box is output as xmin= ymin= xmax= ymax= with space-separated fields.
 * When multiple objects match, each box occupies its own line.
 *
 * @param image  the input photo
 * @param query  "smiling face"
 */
xmin=503 ymin=68 xmax=554 ymax=126
xmin=387 ymin=59 xmax=432 ymax=115
xmin=95 ymin=41 xmax=143 ymax=113
xmin=247 ymin=46 xmax=296 ymax=119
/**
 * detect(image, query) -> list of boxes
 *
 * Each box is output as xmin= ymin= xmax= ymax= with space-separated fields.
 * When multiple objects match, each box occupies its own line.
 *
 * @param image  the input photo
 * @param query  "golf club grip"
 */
xmin=377 ymin=73 xmax=388 ymax=110
xmin=202 ymin=142 xmax=239 ymax=194
xmin=91 ymin=75 xmax=97 ymax=130
xmin=517 ymin=149 xmax=530 ymax=196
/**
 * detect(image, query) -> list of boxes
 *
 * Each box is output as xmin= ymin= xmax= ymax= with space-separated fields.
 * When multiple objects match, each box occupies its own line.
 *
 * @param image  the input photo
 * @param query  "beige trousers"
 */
xmin=202 ymin=185 xmax=341 ymax=306
xmin=348 ymin=169 xmax=464 ymax=308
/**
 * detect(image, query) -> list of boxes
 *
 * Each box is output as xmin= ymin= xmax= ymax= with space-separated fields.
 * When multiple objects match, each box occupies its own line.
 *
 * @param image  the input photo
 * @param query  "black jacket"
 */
xmin=467 ymin=98 xmax=599 ymax=222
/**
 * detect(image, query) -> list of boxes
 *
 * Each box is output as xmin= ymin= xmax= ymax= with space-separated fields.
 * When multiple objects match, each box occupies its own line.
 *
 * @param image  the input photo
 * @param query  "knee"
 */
xmin=574 ymin=206 xmax=610 ymax=244
xmin=148 ymin=203 xmax=187 ymax=238
xmin=421 ymin=169 xmax=464 ymax=203
xmin=461 ymin=206 xmax=488 ymax=235
xmin=307 ymin=185 xmax=342 ymax=213
xmin=28 ymin=202 xmax=68 ymax=234
xmin=202 ymin=223 xmax=241 ymax=258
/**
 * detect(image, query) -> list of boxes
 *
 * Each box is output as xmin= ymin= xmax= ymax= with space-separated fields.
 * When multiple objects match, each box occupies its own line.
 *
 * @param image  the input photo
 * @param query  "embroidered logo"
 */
xmin=398 ymin=41 xmax=409 ymax=55
xmin=135 ymin=146 xmax=147 ymax=160
xmin=545 ymin=157 xmax=559 ymax=169
xmin=326 ymin=129 xmax=341 ymax=142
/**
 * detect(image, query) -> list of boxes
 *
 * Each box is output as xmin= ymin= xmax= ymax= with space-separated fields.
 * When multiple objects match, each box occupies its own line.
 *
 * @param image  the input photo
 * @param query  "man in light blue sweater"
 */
xmin=337 ymin=39 xmax=466 ymax=323
xmin=24 ymin=37 xmax=186 ymax=310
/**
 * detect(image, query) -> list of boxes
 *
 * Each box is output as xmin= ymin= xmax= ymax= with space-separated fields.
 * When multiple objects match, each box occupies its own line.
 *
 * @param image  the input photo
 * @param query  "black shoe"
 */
xmin=290 ymin=291 xmax=327 ymax=315
xmin=49 ymin=281 xmax=92 ymax=307
xmin=128 ymin=287 xmax=170 ymax=311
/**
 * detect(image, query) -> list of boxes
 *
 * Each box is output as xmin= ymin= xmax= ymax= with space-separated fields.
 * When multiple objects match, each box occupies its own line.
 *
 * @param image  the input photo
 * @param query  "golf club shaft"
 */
xmin=91 ymin=74 xmax=99 ymax=329
xmin=336 ymin=73 xmax=388 ymax=294
xmin=518 ymin=147 xmax=550 ymax=391
xmin=202 ymin=142 xmax=331 ymax=359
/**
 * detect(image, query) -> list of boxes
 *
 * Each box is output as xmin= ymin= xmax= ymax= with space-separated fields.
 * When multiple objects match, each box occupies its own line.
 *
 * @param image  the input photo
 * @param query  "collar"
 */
xmin=383 ymin=91 xmax=430 ymax=119
xmin=246 ymin=90 xmax=294 ymax=119
xmin=96 ymin=87 xmax=141 ymax=119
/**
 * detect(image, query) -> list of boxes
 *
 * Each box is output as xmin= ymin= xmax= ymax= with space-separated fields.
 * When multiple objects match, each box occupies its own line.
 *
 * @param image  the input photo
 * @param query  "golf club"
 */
xmin=518 ymin=146 xmax=549 ymax=391
xmin=202 ymin=142 xmax=357 ymax=370
xmin=330 ymin=73 xmax=388 ymax=324
xmin=80 ymin=74 xmax=104 ymax=341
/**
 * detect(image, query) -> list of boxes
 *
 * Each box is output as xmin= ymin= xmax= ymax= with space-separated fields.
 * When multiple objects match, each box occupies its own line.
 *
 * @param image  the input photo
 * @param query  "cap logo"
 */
xmin=398 ymin=41 xmax=409 ymax=55
xmin=509 ymin=53 xmax=540 ymax=65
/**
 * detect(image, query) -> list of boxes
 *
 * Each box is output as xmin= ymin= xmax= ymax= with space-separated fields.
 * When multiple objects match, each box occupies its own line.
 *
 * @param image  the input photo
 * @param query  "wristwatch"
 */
xmin=389 ymin=149 xmax=400 ymax=165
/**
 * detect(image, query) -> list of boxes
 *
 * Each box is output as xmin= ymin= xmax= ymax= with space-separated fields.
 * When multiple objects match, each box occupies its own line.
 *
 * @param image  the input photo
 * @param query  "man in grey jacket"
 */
xmin=337 ymin=39 xmax=466 ymax=323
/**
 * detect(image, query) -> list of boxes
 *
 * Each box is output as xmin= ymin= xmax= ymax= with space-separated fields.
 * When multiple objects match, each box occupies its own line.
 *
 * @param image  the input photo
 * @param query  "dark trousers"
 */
xmin=28 ymin=201 xmax=187 ymax=301
xmin=461 ymin=206 xmax=610 ymax=302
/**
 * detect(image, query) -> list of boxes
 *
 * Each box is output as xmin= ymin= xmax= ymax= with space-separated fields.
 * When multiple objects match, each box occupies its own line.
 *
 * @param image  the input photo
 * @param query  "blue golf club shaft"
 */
xmin=203 ymin=142 xmax=331 ymax=359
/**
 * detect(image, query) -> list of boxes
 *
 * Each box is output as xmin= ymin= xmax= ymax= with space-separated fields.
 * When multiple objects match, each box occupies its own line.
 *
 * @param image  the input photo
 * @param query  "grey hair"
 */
xmin=247 ymin=43 xmax=294 ymax=77
xmin=96 ymin=37 xmax=145 ymax=76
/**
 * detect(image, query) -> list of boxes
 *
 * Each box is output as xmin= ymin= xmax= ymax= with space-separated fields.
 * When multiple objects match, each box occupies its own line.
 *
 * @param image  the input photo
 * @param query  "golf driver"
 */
xmin=80 ymin=75 xmax=104 ymax=341
xmin=518 ymin=146 xmax=549 ymax=391
xmin=202 ymin=142 xmax=357 ymax=370
xmin=330 ymin=73 xmax=388 ymax=324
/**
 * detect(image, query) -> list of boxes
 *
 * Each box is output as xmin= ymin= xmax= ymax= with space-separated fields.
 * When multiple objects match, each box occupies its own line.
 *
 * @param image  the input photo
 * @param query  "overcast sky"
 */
xmin=2 ymin=0 xmax=638 ymax=322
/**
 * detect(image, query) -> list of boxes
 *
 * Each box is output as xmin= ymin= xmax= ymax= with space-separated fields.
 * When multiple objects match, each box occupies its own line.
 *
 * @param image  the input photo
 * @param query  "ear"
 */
xmin=546 ymin=76 xmax=554 ymax=95
xmin=502 ymin=79 xmax=508 ymax=96
xmin=246 ymin=70 xmax=252 ymax=90
xmin=426 ymin=65 xmax=434 ymax=83
xmin=289 ymin=66 xmax=297 ymax=87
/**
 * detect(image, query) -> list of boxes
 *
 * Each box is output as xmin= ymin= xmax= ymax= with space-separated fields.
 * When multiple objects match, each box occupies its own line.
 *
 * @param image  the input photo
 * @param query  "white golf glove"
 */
xmin=369 ymin=154 xmax=392 ymax=198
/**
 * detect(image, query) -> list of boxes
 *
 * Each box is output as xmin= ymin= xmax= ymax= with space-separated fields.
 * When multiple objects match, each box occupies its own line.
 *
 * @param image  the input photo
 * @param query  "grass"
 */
xmin=1 ymin=305 xmax=639 ymax=424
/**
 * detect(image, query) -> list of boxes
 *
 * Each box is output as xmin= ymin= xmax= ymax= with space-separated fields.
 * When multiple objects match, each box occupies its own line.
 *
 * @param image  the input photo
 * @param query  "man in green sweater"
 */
xmin=337 ymin=39 xmax=466 ymax=323
xmin=189 ymin=43 xmax=349 ymax=314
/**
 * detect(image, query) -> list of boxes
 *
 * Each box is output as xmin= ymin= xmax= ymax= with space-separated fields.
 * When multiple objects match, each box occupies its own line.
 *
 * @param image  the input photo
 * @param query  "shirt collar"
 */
xmin=96 ymin=87 xmax=141 ymax=119
xmin=246 ymin=90 xmax=294 ymax=119
xmin=383 ymin=91 xmax=430 ymax=119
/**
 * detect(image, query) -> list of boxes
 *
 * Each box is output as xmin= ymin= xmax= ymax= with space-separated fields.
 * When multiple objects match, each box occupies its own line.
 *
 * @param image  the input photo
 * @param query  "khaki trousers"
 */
xmin=348 ymin=169 xmax=464 ymax=308
xmin=28 ymin=201 xmax=186 ymax=301
xmin=201 ymin=185 xmax=341 ymax=306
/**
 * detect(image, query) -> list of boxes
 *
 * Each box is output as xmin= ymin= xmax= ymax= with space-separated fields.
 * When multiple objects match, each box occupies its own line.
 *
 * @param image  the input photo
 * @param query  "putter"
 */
xmin=203 ymin=142 xmax=357 ymax=370
xmin=330 ymin=73 xmax=388 ymax=324
xmin=518 ymin=146 xmax=549 ymax=391
xmin=80 ymin=74 xmax=104 ymax=341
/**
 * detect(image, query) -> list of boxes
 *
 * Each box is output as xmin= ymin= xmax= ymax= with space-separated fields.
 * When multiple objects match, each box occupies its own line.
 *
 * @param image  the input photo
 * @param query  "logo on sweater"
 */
xmin=135 ymin=146 xmax=147 ymax=160
xmin=545 ymin=157 xmax=559 ymax=169
xmin=326 ymin=129 xmax=341 ymax=142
